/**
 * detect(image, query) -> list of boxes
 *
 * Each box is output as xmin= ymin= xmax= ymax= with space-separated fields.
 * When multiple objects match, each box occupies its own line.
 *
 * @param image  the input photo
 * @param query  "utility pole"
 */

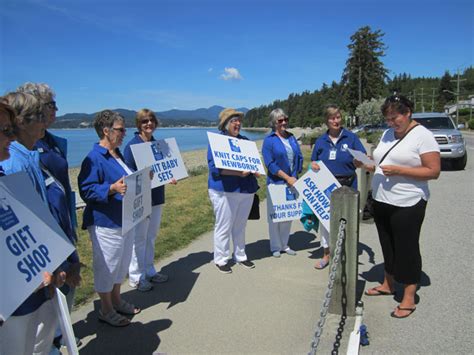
xmin=450 ymin=68 xmax=467 ymax=126
xmin=421 ymin=87 xmax=425 ymax=112
xmin=413 ymin=89 xmax=417 ymax=112
xmin=431 ymin=88 xmax=436 ymax=112
xmin=358 ymin=66 xmax=362 ymax=105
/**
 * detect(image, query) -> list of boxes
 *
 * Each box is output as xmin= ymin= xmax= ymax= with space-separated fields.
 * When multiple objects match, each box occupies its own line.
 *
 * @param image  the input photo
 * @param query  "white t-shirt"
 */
xmin=371 ymin=125 xmax=439 ymax=207
xmin=279 ymin=136 xmax=294 ymax=171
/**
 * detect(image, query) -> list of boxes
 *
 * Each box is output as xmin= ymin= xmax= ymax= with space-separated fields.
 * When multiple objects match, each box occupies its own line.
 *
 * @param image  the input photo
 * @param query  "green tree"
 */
xmin=437 ymin=71 xmax=455 ymax=111
xmin=341 ymin=26 xmax=389 ymax=113
xmin=355 ymin=98 xmax=385 ymax=124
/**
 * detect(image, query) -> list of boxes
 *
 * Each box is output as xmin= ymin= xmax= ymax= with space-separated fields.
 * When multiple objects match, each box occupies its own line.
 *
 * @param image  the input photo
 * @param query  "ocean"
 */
xmin=48 ymin=127 xmax=268 ymax=168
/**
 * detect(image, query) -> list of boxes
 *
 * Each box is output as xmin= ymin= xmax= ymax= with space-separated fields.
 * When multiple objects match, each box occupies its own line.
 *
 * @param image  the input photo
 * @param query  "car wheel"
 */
xmin=452 ymin=153 xmax=467 ymax=170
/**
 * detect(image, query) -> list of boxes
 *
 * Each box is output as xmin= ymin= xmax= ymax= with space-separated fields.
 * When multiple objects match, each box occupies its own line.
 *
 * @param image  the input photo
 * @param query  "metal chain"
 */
xmin=308 ymin=219 xmax=347 ymax=355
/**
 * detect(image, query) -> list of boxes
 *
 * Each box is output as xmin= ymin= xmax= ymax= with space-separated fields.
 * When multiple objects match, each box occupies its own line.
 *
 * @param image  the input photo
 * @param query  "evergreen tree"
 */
xmin=437 ymin=71 xmax=455 ymax=111
xmin=341 ymin=26 xmax=389 ymax=113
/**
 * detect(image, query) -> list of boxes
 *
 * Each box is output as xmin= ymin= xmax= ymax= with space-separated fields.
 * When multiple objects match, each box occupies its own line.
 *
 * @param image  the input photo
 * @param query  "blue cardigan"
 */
xmin=78 ymin=143 xmax=129 ymax=229
xmin=123 ymin=132 xmax=165 ymax=206
xmin=262 ymin=131 xmax=303 ymax=185
xmin=207 ymin=132 xmax=259 ymax=193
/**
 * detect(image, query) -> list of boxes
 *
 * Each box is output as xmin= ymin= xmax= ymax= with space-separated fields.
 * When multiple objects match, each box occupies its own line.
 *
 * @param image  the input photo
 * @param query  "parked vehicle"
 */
xmin=412 ymin=112 xmax=467 ymax=170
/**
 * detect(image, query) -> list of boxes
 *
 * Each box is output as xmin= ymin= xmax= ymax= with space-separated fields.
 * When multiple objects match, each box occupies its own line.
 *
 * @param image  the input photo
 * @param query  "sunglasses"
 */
xmin=277 ymin=117 xmax=289 ymax=123
xmin=45 ymin=101 xmax=58 ymax=110
xmin=111 ymin=127 xmax=126 ymax=133
xmin=140 ymin=119 xmax=156 ymax=125
xmin=0 ymin=125 xmax=15 ymax=138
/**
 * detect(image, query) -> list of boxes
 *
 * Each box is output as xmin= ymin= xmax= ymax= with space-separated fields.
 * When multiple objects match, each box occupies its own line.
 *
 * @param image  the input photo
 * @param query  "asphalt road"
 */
xmin=69 ymin=136 xmax=473 ymax=354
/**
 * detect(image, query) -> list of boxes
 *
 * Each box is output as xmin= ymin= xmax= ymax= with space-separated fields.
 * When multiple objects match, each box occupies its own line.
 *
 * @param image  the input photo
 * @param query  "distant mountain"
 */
xmin=53 ymin=105 xmax=249 ymax=128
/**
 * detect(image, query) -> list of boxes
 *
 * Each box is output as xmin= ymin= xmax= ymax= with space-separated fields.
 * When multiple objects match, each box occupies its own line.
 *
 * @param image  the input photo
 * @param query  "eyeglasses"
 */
xmin=112 ymin=127 xmax=126 ymax=133
xmin=140 ymin=119 xmax=155 ymax=125
xmin=277 ymin=117 xmax=289 ymax=123
xmin=25 ymin=113 xmax=47 ymax=123
xmin=0 ymin=125 xmax=15 ymax=138
xmin=45 ymin=101 xmax=58 ymax=110
xmin=229 ymin=117 xmax=241 ymax=124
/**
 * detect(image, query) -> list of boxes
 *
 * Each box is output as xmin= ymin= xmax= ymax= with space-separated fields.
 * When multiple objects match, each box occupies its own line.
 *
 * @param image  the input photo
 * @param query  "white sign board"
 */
xmin=122 ymin=168 xmax=152 ymax=235
xmin=267 ymin=184 xmax=304 ymax=222
xmin=0 ymin=172 xmax=75 ymax=321
xmin=293 ymin=162 xmax=341 ymax=232
xmin=207 ymin=132 xmax=266 ymax=175
xmin=347 ymin=148 xmax=375 ymax=166
xmin=130 ymin=138 xmax=188 ymax=188
xmin=54 ymin=288 xmax=79 ymax=355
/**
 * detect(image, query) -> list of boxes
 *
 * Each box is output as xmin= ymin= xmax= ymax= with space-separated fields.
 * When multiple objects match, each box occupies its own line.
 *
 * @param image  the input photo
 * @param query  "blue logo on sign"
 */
xmin=229 ymin=139 xmax=241 ymax=153
xmin=286 ymin=187 xmax=296 ymax=201
xmin=135 ymin=174 xmax=142 ymax=196
xmin=324 ymin=183 xmax=338 ymax=199
xmin=0 ymin=197 xmax=20 ymax=231
xmin=151 ymin=143 xmax=164 ymax=161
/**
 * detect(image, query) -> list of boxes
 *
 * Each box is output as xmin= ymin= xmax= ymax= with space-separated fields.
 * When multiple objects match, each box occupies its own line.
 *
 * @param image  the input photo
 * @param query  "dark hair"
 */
xmin=93 ymin=110 xmax=124 ymax=139
xmin=381 ymin=95 xmax=414 ymax=117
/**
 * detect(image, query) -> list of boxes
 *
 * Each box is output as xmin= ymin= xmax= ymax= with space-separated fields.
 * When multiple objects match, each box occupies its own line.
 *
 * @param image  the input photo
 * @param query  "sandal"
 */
xmin=365 ymin=287 xmax=395 ymax=296
xmin=314 ymin=258 xmax=329 ymax=270
xmin=390 ymin=305 xmax=416 ymax=319
xmin=114 ymin=299 xmax=141 ymax=315
xmin=98 ymin=310 xmax=130 ymax=327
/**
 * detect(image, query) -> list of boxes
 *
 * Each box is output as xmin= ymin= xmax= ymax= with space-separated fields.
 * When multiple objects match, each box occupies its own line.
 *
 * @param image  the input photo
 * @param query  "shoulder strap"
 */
xmin=379 ymin=124 xmax=419 ymax=165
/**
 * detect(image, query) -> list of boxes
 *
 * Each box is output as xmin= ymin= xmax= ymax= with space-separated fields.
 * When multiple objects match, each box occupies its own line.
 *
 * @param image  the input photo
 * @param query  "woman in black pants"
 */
xmin=358 ymin=95 xmax=440 ymax=319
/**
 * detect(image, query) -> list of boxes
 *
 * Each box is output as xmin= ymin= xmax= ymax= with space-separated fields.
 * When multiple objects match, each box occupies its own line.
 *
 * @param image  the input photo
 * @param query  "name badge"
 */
xmin=45 ymin=176 xmax=55 ymax=186
xmin=329 ymin=148 xmax=337 ymax=160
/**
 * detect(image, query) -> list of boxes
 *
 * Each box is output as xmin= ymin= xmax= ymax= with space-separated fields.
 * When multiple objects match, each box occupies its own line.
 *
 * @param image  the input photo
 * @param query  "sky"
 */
xmin=1 ymin=0 xmax=473 ymax=115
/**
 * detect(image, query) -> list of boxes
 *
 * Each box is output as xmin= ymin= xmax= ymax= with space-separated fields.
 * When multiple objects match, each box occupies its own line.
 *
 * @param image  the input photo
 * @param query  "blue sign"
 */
xmin=151 ymin=143 xmax=164 ymax=161
xmin=324 ymin=183 xmax=338 ymax=199
xmin=285 ymin=187 xmax=296 ymax=201
xmin=0 ymin=199 xmax=20 ymax=231
xmin=228 ymin=138 xmax=241 ymax=153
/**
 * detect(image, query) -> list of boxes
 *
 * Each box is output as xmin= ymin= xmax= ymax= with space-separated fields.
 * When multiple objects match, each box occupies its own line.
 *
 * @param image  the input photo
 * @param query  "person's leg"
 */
xmin=266 ymin=193 xmax=282 ymax=253
xmin=145 ymin=205 xmax=163 ymax=278
xmin=280 ymin=221 xmax=294 ymax=253
xmin=232 ymin=193 xmax=253 ymax=262
xmin=315 ymin=226 xmax=330 ymax=268
xmin=33 ymin=300 xmax=58 ymax=355
xmin=128 ymin=218 xmax=149 ymax=285
xmin=390 ymin=199 xmax=427 ymax=316
xmin=209 ymin=189 xmax=234 ymax=266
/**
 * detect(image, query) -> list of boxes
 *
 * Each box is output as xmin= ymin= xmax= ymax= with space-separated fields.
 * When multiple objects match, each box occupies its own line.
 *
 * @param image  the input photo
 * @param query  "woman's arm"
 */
xmin=380 ymin=151 xmax=441 ymax=180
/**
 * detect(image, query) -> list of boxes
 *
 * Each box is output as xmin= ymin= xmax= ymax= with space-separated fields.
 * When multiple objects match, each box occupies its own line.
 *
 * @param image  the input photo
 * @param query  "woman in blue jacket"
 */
xmin=262 ymin=109 xmax=303 ymax=257
xmin=123 ymin=109 xmax=173 ymax=292
xmin=0 ymin=93 xmax=67 ymax=355
xmin=311 ymin=105 xmax=366 ymax=269
xmin=79 ymin=110 xmax=140 ymax=327
xmin=208 ymin=108 xmax=259 ymax=274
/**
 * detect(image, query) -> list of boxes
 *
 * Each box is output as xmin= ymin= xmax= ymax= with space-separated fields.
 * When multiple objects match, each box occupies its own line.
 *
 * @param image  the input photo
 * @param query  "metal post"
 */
xmin=328 ymin=186 xmax=360 ymax=316
xmin=358 ymin=145 xmax=375 ymax=220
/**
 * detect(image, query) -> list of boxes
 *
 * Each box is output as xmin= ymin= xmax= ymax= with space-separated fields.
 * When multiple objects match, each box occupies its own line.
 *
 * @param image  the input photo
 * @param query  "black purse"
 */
xmin=248 ymin=194 xmax=260 ymax=220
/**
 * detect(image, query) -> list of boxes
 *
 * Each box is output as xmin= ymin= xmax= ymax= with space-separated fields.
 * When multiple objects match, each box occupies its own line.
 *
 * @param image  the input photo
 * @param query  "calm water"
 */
xmin=48 ymin=127 xmax=268 ymax=168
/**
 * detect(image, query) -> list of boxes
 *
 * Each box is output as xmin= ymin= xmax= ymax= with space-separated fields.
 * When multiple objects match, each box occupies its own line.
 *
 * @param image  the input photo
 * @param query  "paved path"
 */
xmin=70 ymin=150 xmax=473 ymax=354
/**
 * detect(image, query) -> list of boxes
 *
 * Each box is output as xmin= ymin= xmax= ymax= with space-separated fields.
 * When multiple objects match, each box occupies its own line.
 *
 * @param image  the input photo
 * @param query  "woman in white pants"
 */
xmin=262 ymin=109 xmax=303 ymax=257
xmin=207 ymin=108 xmax=260 ymax=274
xmin=123 ymin=109 xmax=175 ymax=292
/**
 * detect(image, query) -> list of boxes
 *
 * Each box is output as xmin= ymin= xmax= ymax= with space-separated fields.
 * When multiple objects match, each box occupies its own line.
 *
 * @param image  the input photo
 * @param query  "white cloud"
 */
xmin=208 ymin=67 xmax=213 ymax=72
xmin=220 ymin=67 xmax=243 ymax=81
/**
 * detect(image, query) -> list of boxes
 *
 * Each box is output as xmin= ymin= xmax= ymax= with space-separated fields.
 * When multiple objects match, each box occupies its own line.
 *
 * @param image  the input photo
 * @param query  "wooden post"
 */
xmin=359 ymin=144 xmax=375 ymax=220
xmin=328 ymin=186 xmax=360 ymax=316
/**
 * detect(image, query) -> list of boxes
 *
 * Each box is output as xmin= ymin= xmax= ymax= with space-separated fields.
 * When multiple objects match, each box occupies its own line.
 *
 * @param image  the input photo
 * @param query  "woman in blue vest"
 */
xmin=208 ymin=108 xmax=259 ymax=273
xmin=79 ymin=110 xmax=140 ymax=327
xmin=0 ymin=93 xmax=67 ymax=355
xmin=262 ymin=108 xmax=303 ymax=257
xmin=311 ymin=105 xmax=366 ymax=269
xmin=123 ymin=109 xmax=173 ymax=292
xmin=17 ymin=82 xmax=81 ymax=350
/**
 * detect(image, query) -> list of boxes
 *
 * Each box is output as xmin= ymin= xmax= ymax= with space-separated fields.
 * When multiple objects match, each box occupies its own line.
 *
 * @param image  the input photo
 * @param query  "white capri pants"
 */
xmin=320 ymin=225 xmax=329 ymax=249
xmin=208 ymin=189 xmax=254 ymax=266
xmin=129 ymin=204 xmax=163 ymax=283
xmin=0 ymin=299 xmax=57 ymax=355
xmin=266 ymin=195 xmax=293 ymax=252
xmin=88 ymin=225 xmax=134 ymax=293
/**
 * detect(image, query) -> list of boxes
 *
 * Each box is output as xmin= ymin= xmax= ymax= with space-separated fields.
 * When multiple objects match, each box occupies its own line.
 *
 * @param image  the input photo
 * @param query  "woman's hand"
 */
xmin=286 ymin=176 xmax=297 ymax=186
xmin=380 ymin=165 xmax=401 ymax=176
xmin=311 ymin=161 xmax=320 ymax=171
xmin=170 ymin=178 xmax=178 ymax=185
xmin=66 ymin=262 xmax=82 ymax=288
xmin=253 ymin=172 xmax=261 ymax=178
xmin=110 ymin=176 xmax=127 ymax=195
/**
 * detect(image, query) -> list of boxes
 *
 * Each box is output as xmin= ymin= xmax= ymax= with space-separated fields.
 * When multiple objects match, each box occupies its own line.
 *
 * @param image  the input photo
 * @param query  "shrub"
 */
xmin=301 ymin=132 xmax=322 ymax=146
xmin=468 ymin=119 xmax=474 ymax=130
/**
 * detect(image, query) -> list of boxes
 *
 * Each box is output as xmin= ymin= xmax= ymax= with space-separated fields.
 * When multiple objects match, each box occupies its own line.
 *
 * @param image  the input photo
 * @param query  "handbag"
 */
xmin=248 ymin=194 xmax=260 ymax=220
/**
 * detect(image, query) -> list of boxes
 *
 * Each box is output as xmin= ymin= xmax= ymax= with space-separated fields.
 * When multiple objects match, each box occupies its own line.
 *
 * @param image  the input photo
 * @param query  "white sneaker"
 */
xmin=129 ymin=279 xmax=153 ymax=292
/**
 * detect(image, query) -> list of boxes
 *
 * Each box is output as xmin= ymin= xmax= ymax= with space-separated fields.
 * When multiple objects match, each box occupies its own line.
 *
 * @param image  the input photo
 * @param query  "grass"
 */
xmin=73 ymin=145 xmax=313 ymax=307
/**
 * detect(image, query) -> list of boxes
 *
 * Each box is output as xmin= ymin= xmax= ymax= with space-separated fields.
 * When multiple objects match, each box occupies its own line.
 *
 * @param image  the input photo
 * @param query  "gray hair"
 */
xmin=93 ymin=110 xmax=124 ymax=139
xmin=1 ymin=92 xmax=45 ymax=129
xmin=269 ymin=108 xmax=288 ymax=130
xmin=16 ymin=82 xmax=55 ymax=104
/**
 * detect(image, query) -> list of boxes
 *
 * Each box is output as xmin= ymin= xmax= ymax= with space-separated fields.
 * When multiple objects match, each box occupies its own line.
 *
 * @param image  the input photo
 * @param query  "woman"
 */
xmin=208 ymin=108 xmax=259 ymax=273
xmin=361 ymin=95 xmax=440 ymax=319
xmin=0 ymin=93 xmax=66 ymax=355
xmin=123 ymin=109 xmax=172 ymax=292
xmin=17 ymin=82 xmax=81 ymax=349
xmin=78 ymin=110 xmax=140 ymax=327
xmin=262 ymin=108 xmax=303 ymax=257
xmin=310 ymin=105 xmax=366 ymax=269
